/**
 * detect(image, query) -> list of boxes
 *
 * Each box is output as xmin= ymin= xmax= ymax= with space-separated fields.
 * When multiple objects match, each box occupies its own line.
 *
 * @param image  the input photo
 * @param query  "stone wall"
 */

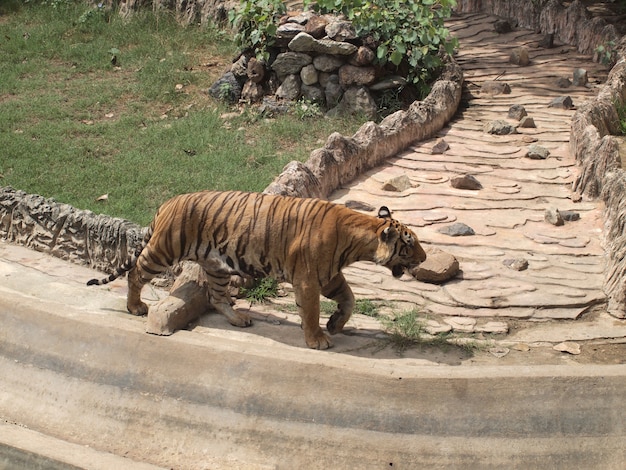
xmin=0 ymin=57 xmax=462 ymax=273
xmin=456 ymin=0 xmax=620 ymax=56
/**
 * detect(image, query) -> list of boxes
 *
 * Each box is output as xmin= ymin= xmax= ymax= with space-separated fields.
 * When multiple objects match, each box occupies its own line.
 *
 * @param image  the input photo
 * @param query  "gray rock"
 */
xmin=494 ymin=19 xmax=513 ymax=33
xmin=508 ymin=104 xmax=527 ymax=120
xmin=560 ymin=210 xmax=580 ymax=221
xmin=450 ymin=174 xmax=483 ymax=190
xmin=258 ymin=96 xmax=290 ymax=116
xmin=313 ymin=54 xmax=345 ymax=73
xmin=510 ymin=46 xmax=530 ymax=66
xmin=548 ymin=96 xmax=574 ymax=109
xmin=325 ymin=20 xmax=357 ymax=41
xmin=275 ymin=22 xmax=306 ymax=46
xmin=503 ymin=258 xmax=529 ymax=271
xmin=438 ymin=222 xmax=475 ymax=237
xmin=324 ymin=75 xmax=343 ymax=108
xmin=526 ymin=143 xmax=550 ymax=159
xmin=338 ymin=64 xmax=376 ymax=87
xmin=300 ymin=83 xmax=325 ymax=105
xmin=275 ymin=74 xmax=301 ymax=101
xmin=327 ymin=86 xmax=376 ymax=120
xmin=288 ymin=32 xmax=357 ymax=56
xmin=369 ymin=75 xmax=407 ymax=91
xmin=246 ymin=57 xmax=265 ymax=83
xmin=241 ymin=80 xmax=263 ymax=103
xmin=484 ymin=120 xmax=517 ymax=135
xmin=382 ymin=174 xmax=412 ymax=192
xmin=208 ymin=72 xmax=242 ymax=103
xmin=545 ymin=207 xmax=565 ymax=226
xmin=271 ymin=52 xmax=312 ymax=77
xmin=573 ymin=68 xmax=588 ymax=87
xmin=230 ymin=54 xmax=249 ymax=79
xmin=300 ymin=64 xmax=318 ymax=86
xmin=518 ymin=116 xmax=536 ymax=128
xmin=556 ymin=77 xmax=572 ymax=88
xmin=431 ymin=139 xmax=450 ymax=154
xmin=344 ymin=200 xmax=375 ymax=212
xmin=410 ymin=247 xmax=459 ymax=284
xmin=304 ymin=15 xmax=328 ymax=38
xmin=350 ymin=46 xmax=375 ymax=66
xmin=553 ymin=341 xmax=581 ymax=355
xmin=538 ymin=33 xmax=554 ymax=48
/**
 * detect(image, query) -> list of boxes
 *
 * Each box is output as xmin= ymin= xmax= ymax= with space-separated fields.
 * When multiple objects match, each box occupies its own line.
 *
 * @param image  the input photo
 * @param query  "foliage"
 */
xmin=293 ymin=98 xmax=323 ymax=120
xmin=228 ymin=0 xmax=286 ymax=62
xmin=616 ymin=100 xmax=626 ymax=136
xmin=306 ymin=0 xmax=458 ymax=93
xmin=595 ymin=40 xmax=618 ymax=67
xmin=242 ymin=277 xmax=280 ymax=303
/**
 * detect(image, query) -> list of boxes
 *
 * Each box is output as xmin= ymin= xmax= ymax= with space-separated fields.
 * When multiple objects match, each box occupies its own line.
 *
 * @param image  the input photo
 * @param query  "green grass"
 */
xmin=0 ymin=1 xmax=363 ymax=225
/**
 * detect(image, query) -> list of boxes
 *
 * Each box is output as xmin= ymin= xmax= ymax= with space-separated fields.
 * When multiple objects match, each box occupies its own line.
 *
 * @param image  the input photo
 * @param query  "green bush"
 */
xmin=228 ymin=0 xmax=286 ymax=62
xmin=307 ymin=0 xmax=458 ymax=95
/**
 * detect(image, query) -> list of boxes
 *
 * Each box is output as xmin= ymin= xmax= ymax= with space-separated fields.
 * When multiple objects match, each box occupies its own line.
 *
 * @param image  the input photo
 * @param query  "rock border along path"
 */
xmin=330 ymin=13 xmax=609 ymax=329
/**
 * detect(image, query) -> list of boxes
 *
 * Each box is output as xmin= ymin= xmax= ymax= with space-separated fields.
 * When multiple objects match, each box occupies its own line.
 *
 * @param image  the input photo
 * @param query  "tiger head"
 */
xmin=375 ymin=206 xmax=427 ymax=278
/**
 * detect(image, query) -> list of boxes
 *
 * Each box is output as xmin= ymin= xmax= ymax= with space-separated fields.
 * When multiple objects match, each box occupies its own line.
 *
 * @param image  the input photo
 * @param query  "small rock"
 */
xmin=300 ymin=84 xmax=325 ymax=105
xmin=241 ymin=80 xmax=263 ymax=103
xmin=289 ymin=32 xmax=357 ymax=56
xmin=503 ymin=258 xmax=529 ymax=271
xmin=484 ymin=120 xmax=517 ymax=135
xmin=508 ymin=104 xmax=527 ymax=120
xmin=275 ymin=74 xmax=301 ymax=101
xmin=481 ymin=81 xmax=511 ymax=95
xmin=369 ymin=76 xmax=407 ymax=91
xmin=545 ymin=207 xmax=565 ymax=226
xmin=476 ymin=322 xmax=509 ymax=334
xmin=300 ymin=64 xmax=318 ymax=86
xmin=327 ymin=86 xmax=377 ymax=119
xmin=510 ymin=46 xmax=530 ymax=66
xmin=424 ymin=320 xmax=452 ymax=335
xmin=438 ymin=222 xmax=475 ymax=237
xmin=572 ymin=68 xmax=588 ymax=87
xmin=208 ymin=72 xmax=242 ymax=103
xmin=518 ymin=116 xmax=536 ymax=128
xmin=350 ymin=46 xmax=376 ymax=66
xmin=553 ymin=341 xmax=581 ymax=355
xmin=548 ymin=96 xmax=574 ymax=109
xmin=344 ymin=200 xmax=375 ymax=212
xmin=526 ymin=143 xmax=550 ymax=159
xmin=324 ymin=75 xmax=343 ymax=108
xmin=338 ymin=64 xmax=376 ymax=87
xmin=325 ymin=20 xmax=357 ymax=42
xmin=246 ymin=57 xmax=265 ymax=83
xmin=410 ymin=247 xmax=459 ymax=284
xmin=493 ymin=19 xmax=512 ymax=33
xmin=538 ymin=33 xmax=554 ymax=49
xmin=230 ymin=54 xmax=248 ymax=79
xmin=444 ymin=317 xmax=476 ymax=333
xmin=556 ymin=77 xmax=572 ymax=88
xmin=304 ymin=15 xmax=328 ymax=38
xmin=271 ymin=51 xmax=312 ymax=77
xmin=488 ymin=346 xmax=510 ymax=358
xmin=560 ymin=210 xmax=580 ymax=221
xmin=431 ymin=139 xmax=450 ymax=154
xmin=450 ymin=174 xmax=483 ymax=190
xmin=382 ymin=174 xmax=412 ymax=192
xmin=312 ymin=54 xmax=344 ymax=73
xmin=512 ymin=343 xmax=531 ymax=352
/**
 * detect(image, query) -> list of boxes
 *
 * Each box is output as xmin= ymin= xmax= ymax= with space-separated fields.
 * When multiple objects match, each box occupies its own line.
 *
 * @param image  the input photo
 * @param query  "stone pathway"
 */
xmin=330 ymin=13 xmax=610 ymax=330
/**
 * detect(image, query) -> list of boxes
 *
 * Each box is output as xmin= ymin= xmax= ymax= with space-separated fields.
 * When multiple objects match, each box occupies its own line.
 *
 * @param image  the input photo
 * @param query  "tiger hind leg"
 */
xmin=127 ymin=264 xmax=152 ymax=316
xmin=204 ymin=265 xmax=252 ymax=327
xmin=322 ymin=273 xmax=355 ymax=335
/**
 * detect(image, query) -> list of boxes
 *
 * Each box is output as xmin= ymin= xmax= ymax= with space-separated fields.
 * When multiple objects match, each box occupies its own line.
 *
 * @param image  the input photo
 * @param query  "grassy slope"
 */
xmin=0 ymin=2 xmax=361 ymax=225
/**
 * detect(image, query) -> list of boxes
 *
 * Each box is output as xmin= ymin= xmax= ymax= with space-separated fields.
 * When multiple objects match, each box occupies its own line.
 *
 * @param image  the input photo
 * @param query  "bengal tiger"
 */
xmin=87 ymin=190 xmax=426 ymax=349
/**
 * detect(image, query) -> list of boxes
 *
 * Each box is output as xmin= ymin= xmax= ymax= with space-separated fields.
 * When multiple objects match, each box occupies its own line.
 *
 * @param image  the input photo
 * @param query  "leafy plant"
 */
xmin=306 ymin=0 xmax=458 ymax=95
xmin=595 ymin=40 xmax=617 ymax=67
xmin=293 ymin=98 xmax=323 ymax=120
xmin=241 ymin=277 xmax=280 ymax=303
xmin=228 ymin=0 xmax=286 ymax=62
xmin=354 ymin=298 xmax=380 ymax=317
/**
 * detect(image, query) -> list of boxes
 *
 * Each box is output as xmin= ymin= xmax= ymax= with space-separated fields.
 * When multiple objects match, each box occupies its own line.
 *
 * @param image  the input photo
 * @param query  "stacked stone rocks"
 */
xmin=209 ymin=11 xmax=409 ymax=119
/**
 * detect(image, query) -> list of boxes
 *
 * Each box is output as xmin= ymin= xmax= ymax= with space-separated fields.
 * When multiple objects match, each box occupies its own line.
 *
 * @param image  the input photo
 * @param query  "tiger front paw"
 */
xmin=127 ymin=301 xmax=149 ymax=316
xmin=228 ymin=311 xmax=253 ymax=328
xmin=305 ymin=330 xmax=333 ymax=350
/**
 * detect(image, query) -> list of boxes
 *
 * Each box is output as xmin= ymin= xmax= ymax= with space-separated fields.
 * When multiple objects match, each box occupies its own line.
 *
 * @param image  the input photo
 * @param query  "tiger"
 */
xmin=87 ymin=190 xmax=426 ymax=349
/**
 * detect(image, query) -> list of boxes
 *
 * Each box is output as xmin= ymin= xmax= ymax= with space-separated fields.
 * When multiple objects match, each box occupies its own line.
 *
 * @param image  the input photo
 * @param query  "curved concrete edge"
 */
xmin=1 ymin=273 xmax=625 ymax=469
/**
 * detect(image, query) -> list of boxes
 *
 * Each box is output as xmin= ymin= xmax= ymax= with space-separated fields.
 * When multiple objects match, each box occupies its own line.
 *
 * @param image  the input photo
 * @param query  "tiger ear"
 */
xmin=378 ymin=206 xmax=392 ymax=219
xmin=380 ymin=224 xmax=398 ymax=243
